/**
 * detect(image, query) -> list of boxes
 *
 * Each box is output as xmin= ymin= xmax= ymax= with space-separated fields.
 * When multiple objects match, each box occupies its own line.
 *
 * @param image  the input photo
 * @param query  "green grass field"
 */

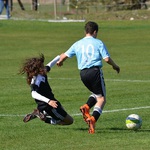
xmin=0 ymin=20 xmax=150 ymax=150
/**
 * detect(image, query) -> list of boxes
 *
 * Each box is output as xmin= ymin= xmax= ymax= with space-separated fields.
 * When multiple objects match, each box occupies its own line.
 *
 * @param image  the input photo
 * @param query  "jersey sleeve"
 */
xmin=30 ymin=76 xmax=50 ymax=103
xmin=64 ymin=43 xmax=76 ymax=58
xmin=46 ymin=55 xmax=60 ymax=68
xmin=45 ymin=55 xmax=60 ymax=72
xmin=100 ymin=43 xmax=110 ymax=59
xmin=31 ymin=91 xmax=50 ymax=103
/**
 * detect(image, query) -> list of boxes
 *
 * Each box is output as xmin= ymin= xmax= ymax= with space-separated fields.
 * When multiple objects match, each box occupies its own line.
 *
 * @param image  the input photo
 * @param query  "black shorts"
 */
xmin=37 ymin=101 xmax=67 ymax=121
xmin=80 ymin=66 xmax=106 ymax=97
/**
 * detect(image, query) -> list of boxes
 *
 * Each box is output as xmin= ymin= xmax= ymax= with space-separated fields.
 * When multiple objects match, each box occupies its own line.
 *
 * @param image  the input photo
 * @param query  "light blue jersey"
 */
xmin=65 ymin=36 xmax=110 ymax=70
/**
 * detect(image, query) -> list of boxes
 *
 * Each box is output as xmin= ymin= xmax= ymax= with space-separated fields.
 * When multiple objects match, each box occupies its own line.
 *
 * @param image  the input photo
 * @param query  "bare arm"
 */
xmin=104 ymin=57 xmax=120 ymax=73
xmin=57 ymin=53 xmax=68 ymax=67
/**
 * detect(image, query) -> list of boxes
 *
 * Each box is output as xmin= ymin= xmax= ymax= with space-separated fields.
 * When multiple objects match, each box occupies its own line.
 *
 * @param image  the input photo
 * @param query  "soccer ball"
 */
xmin=126 ymin=114 xmax=142 ymax=130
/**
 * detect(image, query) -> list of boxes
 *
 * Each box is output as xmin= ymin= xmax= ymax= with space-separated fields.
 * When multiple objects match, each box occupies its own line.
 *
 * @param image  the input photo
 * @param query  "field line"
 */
xmin=105 ymin=79 xmax=150 ymax=83
xmin=0 ymin=106 xmax=150 ymax=117
xmin=50 ymin=78 xmax=150 ymax=83
xmin=73 ymin=106 xmax=150 ymax=116
xmin=103 ymin=106 xmax=150 ymax=113
xmin=1 ymin=76 xmax=150 ymax=83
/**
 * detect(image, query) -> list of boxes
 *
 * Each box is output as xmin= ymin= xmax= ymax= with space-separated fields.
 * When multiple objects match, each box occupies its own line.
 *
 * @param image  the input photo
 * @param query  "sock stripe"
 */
xmin=93 ymin=106 xmax=102 ymax=114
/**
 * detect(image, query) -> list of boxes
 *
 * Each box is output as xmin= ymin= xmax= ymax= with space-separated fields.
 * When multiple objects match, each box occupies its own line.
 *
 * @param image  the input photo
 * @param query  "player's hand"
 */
xmin=57 ymin=61 xmax=63 ymax=67
xmin=48 ymin=100 xmax=58 ymax=108
xmin=113 ymin=65 xmax=120 ymax=73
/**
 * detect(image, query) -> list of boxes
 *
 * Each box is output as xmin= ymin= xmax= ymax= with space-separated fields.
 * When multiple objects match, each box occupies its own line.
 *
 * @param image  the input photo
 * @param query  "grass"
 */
xmin=0 ymin=20 xmax=150 ymax=150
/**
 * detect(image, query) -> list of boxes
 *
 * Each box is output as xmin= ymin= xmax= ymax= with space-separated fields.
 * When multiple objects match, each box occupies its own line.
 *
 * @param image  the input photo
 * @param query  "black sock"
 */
xmin=44 ymin=118 xmax=51 ymax=124
xmin=86 ymin=96 xmax=97 ymax=108
xmin=92 ymin=111 xmax=100 ymax=121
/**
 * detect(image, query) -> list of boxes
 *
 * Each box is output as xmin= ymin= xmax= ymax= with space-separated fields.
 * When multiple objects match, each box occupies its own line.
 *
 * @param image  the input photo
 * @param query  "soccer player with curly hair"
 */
xmin=19 ymin=54 xmax=73 ymax=125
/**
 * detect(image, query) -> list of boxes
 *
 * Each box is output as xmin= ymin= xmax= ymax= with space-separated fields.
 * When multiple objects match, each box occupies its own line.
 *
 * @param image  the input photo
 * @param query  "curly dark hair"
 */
xmin=19 ymin=54 xmax=46 ymax=85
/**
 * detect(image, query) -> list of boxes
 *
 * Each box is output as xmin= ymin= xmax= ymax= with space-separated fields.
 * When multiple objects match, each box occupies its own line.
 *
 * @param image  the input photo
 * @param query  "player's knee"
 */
xmin=65 ymin=115 xmax=74 ymax=125
xmin=70 ymin=117 xmax=74 ymax=125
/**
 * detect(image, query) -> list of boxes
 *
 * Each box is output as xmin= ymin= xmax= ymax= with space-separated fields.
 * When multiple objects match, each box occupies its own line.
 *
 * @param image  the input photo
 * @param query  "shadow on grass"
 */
xmin=72 ymin=127 xmax=150 ymax=133
xmin=96 ymin=127 xmax=150 ymax=133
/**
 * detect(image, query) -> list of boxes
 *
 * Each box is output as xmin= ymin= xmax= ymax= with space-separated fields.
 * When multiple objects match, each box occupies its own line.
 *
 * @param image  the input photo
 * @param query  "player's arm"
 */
xmin=45 ymin=55 xmax=60 ymax=72
xmin=104 ymin=57 xmax=120 ymax=73
xmin=31 ymin=84 xmax=58 ymax=108
xmin=57 ymin=53 xmax=68 ymax=67
xmin=100 ymin=43 xmax=120 ymax=73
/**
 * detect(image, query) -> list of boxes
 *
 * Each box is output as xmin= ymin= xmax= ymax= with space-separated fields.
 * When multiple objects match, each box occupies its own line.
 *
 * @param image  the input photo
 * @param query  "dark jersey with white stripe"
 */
xmin=31 ymin=74 xmax=56 ymax=108
xmin=30 ymin=74 xmax=67 ymax=120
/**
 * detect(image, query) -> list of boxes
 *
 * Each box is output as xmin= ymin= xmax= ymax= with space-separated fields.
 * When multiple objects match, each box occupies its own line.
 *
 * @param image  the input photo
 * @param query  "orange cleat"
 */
xmin=87 ymin=116 xmax=96 ymax=134
xmin=80 ymin=104 xmax=90 ymax=122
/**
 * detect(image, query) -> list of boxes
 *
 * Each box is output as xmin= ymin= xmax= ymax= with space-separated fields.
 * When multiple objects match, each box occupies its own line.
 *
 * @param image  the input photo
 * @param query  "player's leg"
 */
xmin=80 ymin=67 xmax=106 ymax=133
xmin=44 ymin=101 xmax=73 ymax=125
xmin=0 ymin=0 xmax=4 ymax=14
xmin=87 ymin=96 xmax=106 ymax=134
xmin=80 ymin=94 xmax=97 ymax=122
xmin=23 ymin=109 xmax=46 ymax=123
xmin=59 ymin=114 xmax=73 ymax=125
xmin=4 ymin=0 xmax=10 ymax=19
xmin=44 ymin=114 xmax=73 ymax=125
xmin=87 ymin=69 xmax=106 ymax=134
xmin=80 ymin=67 xmax=100 ymax=123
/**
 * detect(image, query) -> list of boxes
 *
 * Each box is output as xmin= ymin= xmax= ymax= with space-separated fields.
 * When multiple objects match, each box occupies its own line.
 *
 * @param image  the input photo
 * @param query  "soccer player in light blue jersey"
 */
xmin=57 ymin=21 xmax=120 ymax=134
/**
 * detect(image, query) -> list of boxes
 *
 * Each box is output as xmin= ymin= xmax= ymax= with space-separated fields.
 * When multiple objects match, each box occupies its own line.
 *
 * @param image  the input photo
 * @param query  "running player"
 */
xmin=57 ymin=21 xmax=120 ymax=133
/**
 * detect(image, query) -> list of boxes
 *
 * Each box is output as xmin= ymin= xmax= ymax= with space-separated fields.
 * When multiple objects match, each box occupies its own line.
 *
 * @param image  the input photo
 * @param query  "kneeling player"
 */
xmin=20 ymin=54 xmax=73 ymax=125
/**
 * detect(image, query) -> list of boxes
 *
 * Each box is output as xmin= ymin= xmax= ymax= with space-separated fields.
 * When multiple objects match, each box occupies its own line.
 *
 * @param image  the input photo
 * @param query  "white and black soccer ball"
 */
xmin=126 ymin=114 xmax=142 ymax=130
